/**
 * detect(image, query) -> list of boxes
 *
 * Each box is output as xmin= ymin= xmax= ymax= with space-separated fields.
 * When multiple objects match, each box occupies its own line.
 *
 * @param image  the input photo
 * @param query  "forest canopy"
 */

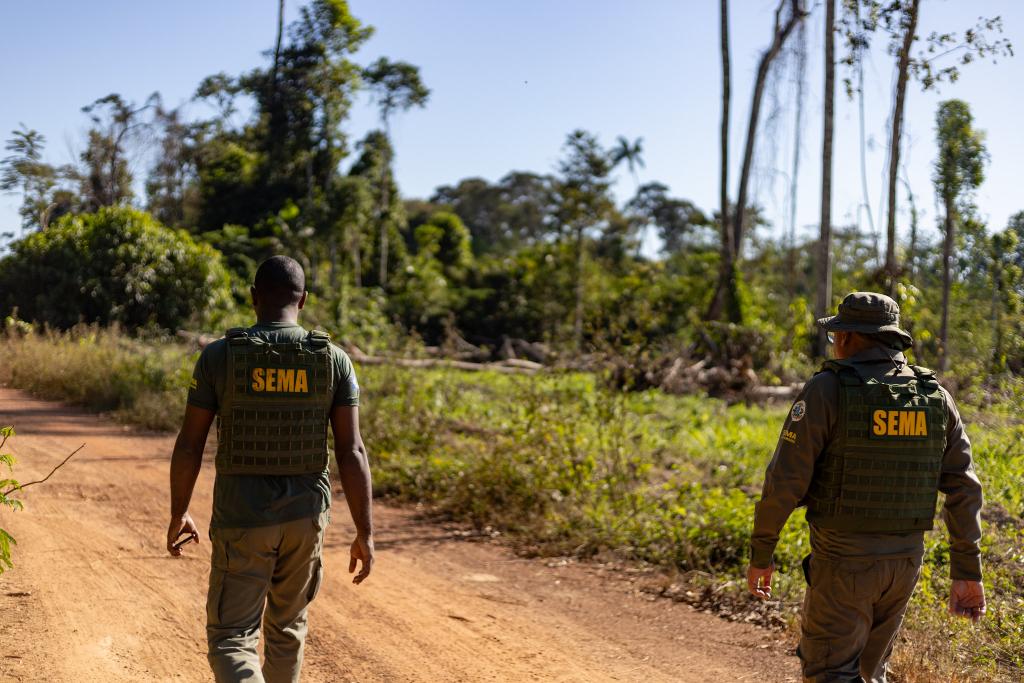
xmin=1 ymin=0 xmax=1021 ymax=394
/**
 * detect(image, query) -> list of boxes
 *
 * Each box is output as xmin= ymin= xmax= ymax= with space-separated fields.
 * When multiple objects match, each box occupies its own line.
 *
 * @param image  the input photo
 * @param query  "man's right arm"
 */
xmin=750 ymin=373 xmax=837 ymax=568
xmin=330 ymin=405 xmax=374 ymax=584
xmin=167 ymin=404 xmax=215 ymax=555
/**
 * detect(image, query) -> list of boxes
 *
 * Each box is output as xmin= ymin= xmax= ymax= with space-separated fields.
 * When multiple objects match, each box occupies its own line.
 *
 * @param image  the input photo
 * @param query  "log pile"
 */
xmin=177 ymin=330 xmax=799 ymax=402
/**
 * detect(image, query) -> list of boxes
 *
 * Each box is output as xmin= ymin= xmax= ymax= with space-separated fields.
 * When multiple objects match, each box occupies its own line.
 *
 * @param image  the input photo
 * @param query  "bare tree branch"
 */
xmin=1 ymin=444 xmax=85 ymax=497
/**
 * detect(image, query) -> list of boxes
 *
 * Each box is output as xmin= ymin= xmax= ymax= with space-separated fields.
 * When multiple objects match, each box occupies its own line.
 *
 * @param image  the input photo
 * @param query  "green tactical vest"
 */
xmin=803 ymin=359 xmax=948 ymax=533
xmin=215 ymin=327 xmax=335 ymax=476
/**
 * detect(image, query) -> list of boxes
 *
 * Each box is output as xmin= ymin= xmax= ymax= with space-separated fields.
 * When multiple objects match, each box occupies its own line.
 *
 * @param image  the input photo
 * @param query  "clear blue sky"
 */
xmin=2 ymin=0 xmax=1022 ymax=253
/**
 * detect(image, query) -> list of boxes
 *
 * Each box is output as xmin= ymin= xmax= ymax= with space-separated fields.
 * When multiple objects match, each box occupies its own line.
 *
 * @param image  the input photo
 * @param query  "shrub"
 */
xmin=0 ymin=206 xmax=232 ymax=330
xmin=0 ymin=426 xmax=19 ymax=573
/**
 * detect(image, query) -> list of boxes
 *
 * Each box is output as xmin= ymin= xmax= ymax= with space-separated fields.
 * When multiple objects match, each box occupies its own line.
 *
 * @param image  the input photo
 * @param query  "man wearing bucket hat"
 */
xmin=746 ymin=292 xmax=984 ymax=682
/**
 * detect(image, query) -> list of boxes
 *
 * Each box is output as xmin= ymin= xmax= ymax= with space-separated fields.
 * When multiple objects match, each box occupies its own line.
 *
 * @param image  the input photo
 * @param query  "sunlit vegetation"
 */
xmin=2 ymin=327 xmax=1022 ymax=679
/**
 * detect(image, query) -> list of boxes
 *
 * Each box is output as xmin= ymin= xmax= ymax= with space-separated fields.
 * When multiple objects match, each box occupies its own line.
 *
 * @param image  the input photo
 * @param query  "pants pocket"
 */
xmin=207 ymin=568 xmax=225 ymax=624
xmin=306 ymin=558 xmax=323 ymax=603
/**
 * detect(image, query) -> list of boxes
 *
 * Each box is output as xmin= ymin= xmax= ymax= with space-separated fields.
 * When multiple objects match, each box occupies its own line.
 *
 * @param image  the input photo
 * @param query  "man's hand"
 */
xmin=949 ymin=579 xmax=985 ymax=621
xmin=747 ymin=564 xmax=774 ymax=599
xmin=349 ymin=535 xmax=374 ymax=584
xmin=166 ymin=512 xmax=200 ymax=557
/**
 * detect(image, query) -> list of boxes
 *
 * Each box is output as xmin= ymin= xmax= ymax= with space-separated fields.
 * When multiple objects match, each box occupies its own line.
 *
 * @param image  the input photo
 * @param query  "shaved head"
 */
xmin=253 ymin=256 xmax=305 ymax=309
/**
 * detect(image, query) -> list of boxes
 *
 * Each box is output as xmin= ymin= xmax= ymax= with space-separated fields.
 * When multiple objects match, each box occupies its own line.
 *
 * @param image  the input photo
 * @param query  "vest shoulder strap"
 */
xmin=818 ymin=359 xmax=862 ymax=385
xmin=908 ymin=364 xmax=937 ymax=380
xmin=306 ymin=329 xmax=331 ymax=348
xmin=225 ymin=327 xmax=256 ymax=346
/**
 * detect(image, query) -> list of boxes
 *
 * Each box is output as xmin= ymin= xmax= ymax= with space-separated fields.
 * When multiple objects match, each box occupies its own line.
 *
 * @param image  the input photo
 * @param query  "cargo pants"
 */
xmin=207 ymin=511 xmax=328 ymax=683
xmin=798 ymin=554 xmax=922 ymax=683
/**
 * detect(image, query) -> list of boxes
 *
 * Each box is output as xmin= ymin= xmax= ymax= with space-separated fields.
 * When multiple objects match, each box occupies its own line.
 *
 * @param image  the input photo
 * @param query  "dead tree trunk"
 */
xmin=573 ymin=226 xmax=585 ymax=352
xmin=707 ymin=0 xmax=736 ymax=322
xmin=939 ymin=194 xmax=954 ymax=372
xmin=816 ymin=0 xmax=836 ymax=358
xmin=709 ymin=0 xmax=804 ymax=322
xmin=883 ymin=0 xmax=920 ymax=294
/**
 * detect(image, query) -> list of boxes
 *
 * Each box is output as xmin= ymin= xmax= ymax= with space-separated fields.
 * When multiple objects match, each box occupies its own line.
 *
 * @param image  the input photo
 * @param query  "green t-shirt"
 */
xmin=187 ymin=322 xmax=360 ymax=529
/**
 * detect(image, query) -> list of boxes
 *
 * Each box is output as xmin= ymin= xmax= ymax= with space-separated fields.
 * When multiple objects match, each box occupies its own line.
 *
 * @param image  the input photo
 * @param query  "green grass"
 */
xmin=1 ymin=326 xmax=1022 ymax=681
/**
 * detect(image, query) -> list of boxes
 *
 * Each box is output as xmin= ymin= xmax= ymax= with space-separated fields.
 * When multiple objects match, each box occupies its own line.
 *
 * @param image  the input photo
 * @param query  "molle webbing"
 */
xmin=805 ymin=360 xmax=947 ymax=533
xmin=215 ymin=328 xmax=334 ymax=475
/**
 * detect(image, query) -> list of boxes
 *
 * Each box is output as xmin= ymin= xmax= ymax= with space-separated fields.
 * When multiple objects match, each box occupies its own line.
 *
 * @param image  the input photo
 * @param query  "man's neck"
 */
xmin=255 ymin=309 xmax=300 ymax=325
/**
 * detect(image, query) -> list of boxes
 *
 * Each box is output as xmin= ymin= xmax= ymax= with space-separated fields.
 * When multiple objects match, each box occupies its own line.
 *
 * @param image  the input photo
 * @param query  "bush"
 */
xmin=0 ymin=206 xmax=232 ymax=330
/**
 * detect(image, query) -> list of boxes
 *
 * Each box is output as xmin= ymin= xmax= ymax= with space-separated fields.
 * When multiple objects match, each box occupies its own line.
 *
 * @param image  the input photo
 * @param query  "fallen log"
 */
xmin=349 ymin=353 xmax=540 ymax=375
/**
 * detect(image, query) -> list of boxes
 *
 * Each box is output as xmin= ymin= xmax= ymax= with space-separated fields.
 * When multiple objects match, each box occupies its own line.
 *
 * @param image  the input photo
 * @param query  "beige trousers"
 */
xmin=799 ymin=554 xmax=922 ymax=683
xmin=206 ymin=512 xmax=327 ymax=683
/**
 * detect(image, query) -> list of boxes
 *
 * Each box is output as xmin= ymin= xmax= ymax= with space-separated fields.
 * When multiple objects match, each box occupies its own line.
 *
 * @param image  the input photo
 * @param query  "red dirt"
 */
xmin=0 ymin=388 xmax=797 ymax=682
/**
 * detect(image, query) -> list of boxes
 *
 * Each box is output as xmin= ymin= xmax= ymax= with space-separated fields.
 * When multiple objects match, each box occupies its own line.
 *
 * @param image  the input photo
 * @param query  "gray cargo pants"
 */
xmin=207 ymin=511 xmax=327 ymax=683
xmin=798 ymin=554 xmax=922 ymax=683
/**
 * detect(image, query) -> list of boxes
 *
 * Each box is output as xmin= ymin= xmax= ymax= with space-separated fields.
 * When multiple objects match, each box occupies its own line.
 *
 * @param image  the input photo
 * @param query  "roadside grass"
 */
xmin=1 ymin=326 xmax=1022 ymax=681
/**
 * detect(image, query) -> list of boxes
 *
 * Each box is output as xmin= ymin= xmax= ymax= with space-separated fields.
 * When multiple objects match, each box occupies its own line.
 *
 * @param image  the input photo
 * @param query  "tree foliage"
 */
xmin=0 ymin=426 xmax=20 ymax=574
xmin=0 ymin=0 xmax=1021 ymax=384
xmin=0 ymin=207 xmax=231 ymax=330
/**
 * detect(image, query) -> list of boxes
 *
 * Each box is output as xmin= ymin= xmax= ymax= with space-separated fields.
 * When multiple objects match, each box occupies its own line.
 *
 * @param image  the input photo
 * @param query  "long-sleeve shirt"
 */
xmin=750 ymin=346 xmax=984 ymax=581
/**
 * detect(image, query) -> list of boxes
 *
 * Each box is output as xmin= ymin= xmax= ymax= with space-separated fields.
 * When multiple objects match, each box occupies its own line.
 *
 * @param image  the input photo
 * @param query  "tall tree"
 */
xmin=0 ymin=127 xmax=75 ymax=232
xmin=328 ymin=174 xmax=373 ymax=288
xmin=610 ymin=136 xmax=645 ymax=183
xmin=363 ymin=57 xmax=430 ymax=286
xmin=933 ymin=99 xmax=987 ymax=372
xmin=989 ymin=227 xmax=1021 ymax=373
xmin=842 ymin=2 xmax=1010 ymax=291
xmin=556 ymin=130 xmax=615 ymax=350
xmin=709 ymin=0 xmax=804 ymax=322
xmin=816 ymin=0 xmax=837 ymax=357
xmin=839 ymin=0 xmax=880 ymax=263
xmin=882 ymin=0 xmax=919 ymax=293
xmin=609 ymin=136 xmax=645 ymax=253
xmin=431 ymin=172 xmax=557 ymax=256
xmin=146 ymin=106 xmax=204 ymax=228
xmin=79 ymin=92 xmax=159 ymax=211
xmin=626 ymin=182 xmax=710 ymax=256
xmin=786 ymin=18 xmax=808 ymax=286
xmin=709 ymin=0 xmax=736 ymax=322
xmin=348 ymin=130 xmax=406 ymax=286
xmin=272 ymin=0 xmax=285 ymax=88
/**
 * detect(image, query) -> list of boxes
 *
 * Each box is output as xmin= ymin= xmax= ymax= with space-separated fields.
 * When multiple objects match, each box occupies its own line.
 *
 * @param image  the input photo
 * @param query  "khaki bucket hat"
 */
xmin=816 ymin=291 xmax=913 ymax=351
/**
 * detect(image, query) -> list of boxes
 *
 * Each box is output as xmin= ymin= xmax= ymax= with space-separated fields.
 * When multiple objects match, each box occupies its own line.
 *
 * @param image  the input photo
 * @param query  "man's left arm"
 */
xmin=938 ymin=389 xmax=985 ymax=620
xmin=166 ymin=405 xmax=215 ymax=556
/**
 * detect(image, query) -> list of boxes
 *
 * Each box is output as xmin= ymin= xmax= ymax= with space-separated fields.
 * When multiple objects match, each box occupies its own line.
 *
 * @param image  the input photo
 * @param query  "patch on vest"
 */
xmin=870 ymin=408 xmax=929 ymax=438
xmin=790 ymin=400 xmax=806 ymax=423
xmin=250 ymin=368 xmax=310 ymax=393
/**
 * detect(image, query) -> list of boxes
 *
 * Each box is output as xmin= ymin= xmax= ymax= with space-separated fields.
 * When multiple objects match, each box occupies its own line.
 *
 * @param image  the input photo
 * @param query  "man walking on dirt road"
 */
xmin=747 ymin=292 xmax=984 ymax=682
xmin=166 ymin=255 xmax=374 ymax=683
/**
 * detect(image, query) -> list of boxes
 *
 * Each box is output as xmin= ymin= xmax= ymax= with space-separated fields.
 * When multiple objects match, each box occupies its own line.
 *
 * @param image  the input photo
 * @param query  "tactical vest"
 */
xmin=215 ymin=327 xmax=335 ymax=476
xmin=803 ymin=359 xmax=948 ymax=533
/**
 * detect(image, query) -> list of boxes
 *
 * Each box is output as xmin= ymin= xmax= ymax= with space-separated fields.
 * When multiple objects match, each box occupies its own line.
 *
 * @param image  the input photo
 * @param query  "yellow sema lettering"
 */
xmin=871 ymin=409 xmax=928 ymax=437
xmin=251 ymin=368 xmax=309 ymax=393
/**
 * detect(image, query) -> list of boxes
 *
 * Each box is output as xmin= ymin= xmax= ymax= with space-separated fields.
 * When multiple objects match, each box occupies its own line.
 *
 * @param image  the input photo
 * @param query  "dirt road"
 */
xmin=0 ymin=388 xmax=796 ymax=682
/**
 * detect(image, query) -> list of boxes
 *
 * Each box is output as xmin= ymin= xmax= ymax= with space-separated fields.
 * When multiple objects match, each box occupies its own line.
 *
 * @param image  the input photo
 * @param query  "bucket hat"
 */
xmin=816 ymin=291 xmax=913 ymax=351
